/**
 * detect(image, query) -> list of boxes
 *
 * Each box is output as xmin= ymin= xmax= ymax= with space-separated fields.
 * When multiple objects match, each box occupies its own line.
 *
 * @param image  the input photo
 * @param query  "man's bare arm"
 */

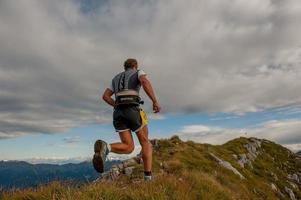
xmin=102 ymin=88 xmax=115 ymax=107
xmin=139 ymin=75 xmax=161 ymax=113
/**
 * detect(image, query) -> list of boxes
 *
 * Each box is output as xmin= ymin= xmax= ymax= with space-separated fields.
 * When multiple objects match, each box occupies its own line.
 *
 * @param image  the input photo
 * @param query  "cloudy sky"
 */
xmin=0 ymin=0 xmax=301 ymax=163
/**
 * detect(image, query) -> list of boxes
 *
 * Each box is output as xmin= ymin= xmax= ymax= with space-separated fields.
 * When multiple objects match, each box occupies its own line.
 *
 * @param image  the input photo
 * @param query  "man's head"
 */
xmin=124 ymin=58 xmax=138 ymax=70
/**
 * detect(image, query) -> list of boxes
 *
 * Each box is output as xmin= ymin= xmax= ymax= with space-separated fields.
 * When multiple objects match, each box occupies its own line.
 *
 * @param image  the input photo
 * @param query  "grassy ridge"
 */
xmin=1 ymin=136 xmax=301 ymax=200
xmin=0 ymin=173 xmax=234 ymax=200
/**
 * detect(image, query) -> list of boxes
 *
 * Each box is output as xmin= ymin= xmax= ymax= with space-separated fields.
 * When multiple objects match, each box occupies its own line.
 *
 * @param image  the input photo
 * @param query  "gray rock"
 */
xmin=244 ymin=143 xmax=258 ymax=161
xmin=150 ymin=139 xmax=160 ymax=150
xmin=93 ymin=155 xmax=142 ymax=182
xmin=271 ymin=183 xmax=277 ymax=191
xmin=285 ymin=187 xmax=296 ymax=200
xmin=124 ymin=167 xmax=135 ymax=176
xmin=288 ymin=182 xmax=297 ymax=189
xmin=253 ymin=188 xmax=259 ymax=195
xmin=298 ymin=172 xmax=301 ymax=182
xmin=287 ymin=173 xmax=300 ymax=184
xmin=210 ymin=153 xmax=245 ymax=179
xmin=238 ymin=154 xmax=249 ymax=168
xmin=250 ymin=138 xmax=262 ymax=148
xmin=237 ymin=138 xmax=262 ymax=168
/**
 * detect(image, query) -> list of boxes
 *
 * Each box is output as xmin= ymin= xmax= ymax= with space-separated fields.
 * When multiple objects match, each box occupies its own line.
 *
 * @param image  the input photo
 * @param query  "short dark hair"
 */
xmin=124 ymin=58 xmax=137 ymax=70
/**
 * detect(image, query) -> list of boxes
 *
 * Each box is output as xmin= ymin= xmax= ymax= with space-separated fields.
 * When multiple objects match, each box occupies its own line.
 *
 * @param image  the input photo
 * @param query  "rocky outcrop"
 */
xmin=237 ymin=138 xmax=262 ymax=168
xmin=285 ymin=186 xmax=296 ymax=200
xmin=271 ymin=183 xmax=277 ymax=191
xmin=93 ymin=155 xmax=142 ymax=182
xmin=237 ymin=154 xmax=250 ymax=168
xmin=151 ymin=139 xmax=160 ymax=150
xmin=93 ymin=139 xmax=167 ymax=183
xmin=209 ymin=153 xmax=245 ymax=179
xmin=94 ymin=139 xmax=162 ymax=183
xmin=288 ymin=173 xmax=300 ymax=184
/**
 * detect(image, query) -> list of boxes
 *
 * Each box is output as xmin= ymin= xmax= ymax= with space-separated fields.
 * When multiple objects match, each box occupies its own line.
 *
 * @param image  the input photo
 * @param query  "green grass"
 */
xmin=1 ymin=136 xmax=301 ymax=200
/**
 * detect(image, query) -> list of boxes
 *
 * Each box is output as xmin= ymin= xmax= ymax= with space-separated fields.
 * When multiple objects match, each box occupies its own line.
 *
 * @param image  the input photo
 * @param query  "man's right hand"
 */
xmin=153 ymin=102 xmax=161 ymax=113
xmin=139 ymin=74 xmax=160 ymax=113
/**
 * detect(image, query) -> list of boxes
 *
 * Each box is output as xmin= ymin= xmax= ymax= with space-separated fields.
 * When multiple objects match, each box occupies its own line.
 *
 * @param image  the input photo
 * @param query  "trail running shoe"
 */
xmin=93 ymin=140 xmax=108 ymax=173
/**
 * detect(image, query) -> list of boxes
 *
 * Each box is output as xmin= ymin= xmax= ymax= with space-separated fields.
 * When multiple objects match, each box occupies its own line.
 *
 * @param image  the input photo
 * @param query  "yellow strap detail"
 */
xmin=140 ymin=109 xmax=148 ymax=126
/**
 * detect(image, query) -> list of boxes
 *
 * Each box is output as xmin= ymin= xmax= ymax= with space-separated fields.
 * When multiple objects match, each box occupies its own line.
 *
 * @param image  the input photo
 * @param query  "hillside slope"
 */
xmin=1 ymin=136 xmax=301 ymax=200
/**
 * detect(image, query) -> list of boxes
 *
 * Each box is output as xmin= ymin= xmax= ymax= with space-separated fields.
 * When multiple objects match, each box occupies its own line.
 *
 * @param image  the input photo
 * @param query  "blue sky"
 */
xmin=1 ymin=105 xmax=300 ymax=163
xmin=0 ymin=0 xmax=301 ymax=163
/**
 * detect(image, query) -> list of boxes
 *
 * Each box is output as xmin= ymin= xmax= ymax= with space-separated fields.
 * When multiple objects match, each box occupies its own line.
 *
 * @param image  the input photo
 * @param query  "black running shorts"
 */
xmin=113 ymin=105 xmax=143 ymax=132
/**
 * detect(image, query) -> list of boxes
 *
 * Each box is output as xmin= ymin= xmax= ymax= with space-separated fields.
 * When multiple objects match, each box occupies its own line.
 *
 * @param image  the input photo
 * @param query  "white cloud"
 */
xmin=252 ymin=120 xmax=301 ymax=145
xmin=176 ymin=119 xmax=301 ymax=152
xmin=284 ymin=144 xmax=301 ymax=152
xmin=181 ymin=125 xmax=211 ymax=134
xmin=176 ymin=125 xmax=246 ymax=144
xmin=0 ymin=0 xmax=300 ymax=138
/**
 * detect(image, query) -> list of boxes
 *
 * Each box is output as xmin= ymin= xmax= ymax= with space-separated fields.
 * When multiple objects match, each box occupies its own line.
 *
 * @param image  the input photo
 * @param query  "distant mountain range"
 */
xmin=21 ymin=153 xmax=137 ymax=165
xmin=0 ymin=160 xmax=119 ymax=189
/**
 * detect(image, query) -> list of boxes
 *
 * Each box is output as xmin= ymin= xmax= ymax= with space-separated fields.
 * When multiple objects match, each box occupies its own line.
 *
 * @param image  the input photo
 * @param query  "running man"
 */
xmin=93 ymin=58 xmax=161 ymax=181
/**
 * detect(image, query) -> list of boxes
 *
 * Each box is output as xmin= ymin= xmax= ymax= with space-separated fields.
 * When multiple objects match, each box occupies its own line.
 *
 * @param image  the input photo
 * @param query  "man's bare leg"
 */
xmin=135 ymin=125 xmax=152 ymax=172
xmin=110 ymin=130 xmax=135 ymax=154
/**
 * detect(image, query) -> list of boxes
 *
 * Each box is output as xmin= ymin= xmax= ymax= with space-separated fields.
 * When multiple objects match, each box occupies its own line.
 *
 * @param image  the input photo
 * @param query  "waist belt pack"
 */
xmin=115 ymin=95 xmax=143 ymax=106
xmin=115 ymin=89 xmax=143 ymax=106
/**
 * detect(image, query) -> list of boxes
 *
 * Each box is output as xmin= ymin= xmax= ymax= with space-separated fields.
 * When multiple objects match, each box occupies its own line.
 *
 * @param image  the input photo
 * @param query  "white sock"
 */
xmin=144 ymin=175 xmax=152 ymax=181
